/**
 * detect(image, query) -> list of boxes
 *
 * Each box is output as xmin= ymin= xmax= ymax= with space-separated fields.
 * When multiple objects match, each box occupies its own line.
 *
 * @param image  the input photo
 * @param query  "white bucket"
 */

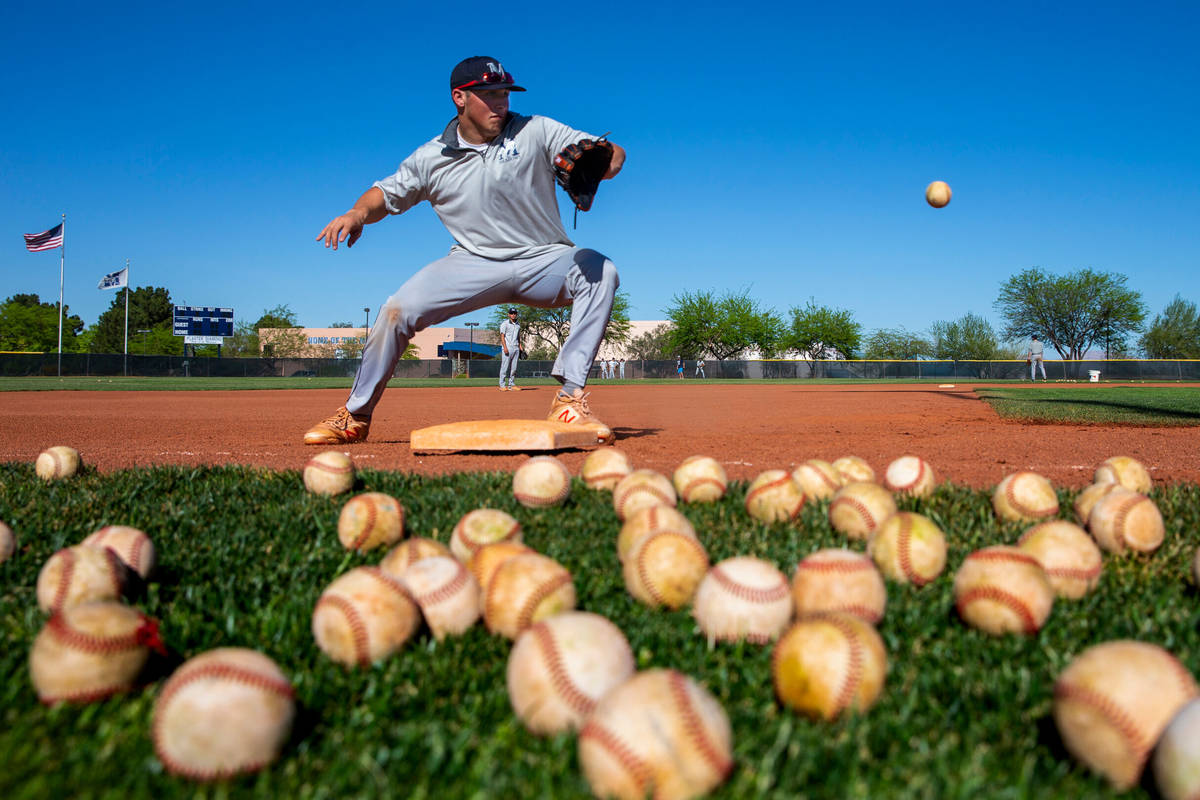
xmin=1088 ymin=370 xmax=1101 ymax=382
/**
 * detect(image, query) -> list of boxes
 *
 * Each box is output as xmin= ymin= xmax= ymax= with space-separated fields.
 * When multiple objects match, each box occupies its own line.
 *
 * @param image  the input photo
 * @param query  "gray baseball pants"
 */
xmin=345 ymin=245 xmax=618 ymax=416
xmin=499 ymin=348 xmax=519 ymax=388
xmin=1030 ymin=357 xmax=1046 ymax=380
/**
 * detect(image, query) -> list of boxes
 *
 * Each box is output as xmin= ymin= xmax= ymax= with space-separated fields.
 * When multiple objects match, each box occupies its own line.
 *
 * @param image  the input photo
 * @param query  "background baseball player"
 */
xmin=306 ymin=56 xmax=625 ymax=445
xmin=498 ymin=308 xmax=520 ymax=391
xmin=695 ymin=358 xmax=706 ymax=378
xmin=1026 ymin=334 xmax=1047 ymax=380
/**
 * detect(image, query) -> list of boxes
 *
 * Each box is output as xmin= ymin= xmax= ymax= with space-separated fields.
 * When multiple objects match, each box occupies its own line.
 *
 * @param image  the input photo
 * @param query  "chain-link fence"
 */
xmin=3 ymin=353 xmax=1199 ymax=381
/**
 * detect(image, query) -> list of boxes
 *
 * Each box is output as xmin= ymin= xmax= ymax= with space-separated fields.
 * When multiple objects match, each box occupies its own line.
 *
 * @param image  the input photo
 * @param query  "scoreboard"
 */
xmin=173 ymin=306 xmax=233 ymax=343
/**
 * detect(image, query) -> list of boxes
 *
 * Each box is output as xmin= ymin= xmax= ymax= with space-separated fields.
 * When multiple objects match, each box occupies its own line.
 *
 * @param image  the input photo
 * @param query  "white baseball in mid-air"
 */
xmin=925 ymin=180 xmax=952 ymax=208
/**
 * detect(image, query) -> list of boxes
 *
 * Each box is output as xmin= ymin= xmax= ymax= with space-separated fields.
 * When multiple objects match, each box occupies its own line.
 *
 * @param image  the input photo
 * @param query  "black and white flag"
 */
xmin=97 ymin=267 xmax=128 ymax=291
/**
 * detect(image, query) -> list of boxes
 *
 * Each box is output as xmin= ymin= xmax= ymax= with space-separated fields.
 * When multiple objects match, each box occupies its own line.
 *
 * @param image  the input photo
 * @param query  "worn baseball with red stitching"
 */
xmin=744 ymin=469 xmax=805 ymax=524
xmin=303 ymin=450 xmax=355 ymax=496
xmin=36 ymin=544 xmax=131 ymax=613
xmin=1073 ymin=481 xmax=1124 ymax=526
xmin=81 ymin=525 xmax=156 ymax=579
xmin=337 ymin=492 xmax=405 ymax=552
xmin=379 ymin=536 xmax=452 ymax=579
xmin=578 ymin=669 xmax=733 ymax=800
xmin=512 ymin=456 xmax=571 ymax=509
xmin=397 ymin=555 xmax=480 ymax=640
xmin=791 ymin=548 xmax=887 ymax=624
xmin=1017 ymin=520 xmax=1103 ymax=599
xmin=450 ymin=508 xmax=521 ymax=563
xmin=153 ymin=647 xmax=295 ymax=781
xmin=673 ymin=455 xmax=728 ymax=504
xmin=883 ymin=455 xmax=936 ymax=497
xmin=30 ymin=602 xmax=163 ymax=704
xmin=483 ymin=553 xmax=575 ymax=639
xmin=953 ymin=546 xmax=1054 ymax=635
xmin=1054 ymin=640 xmax=1198 ymax=790
xmin=829 ymin=482 xmax=897 ymax=540
xmin=311 ymin=567 xmax=420 ymax=666
xmin=693 ymin=556 xmax=793 ymax=643
xmin=623 ymin=530 xmax=709 ymax=610
xmin=772 ymin=612 xmax=888 ymax=720
xmin=506 ymin=611 xmax=634 ymax=735
xmin=1088 ymin=489 xmax=1165 ymax=554
xmin=580 ymin=447 xmax=633 ymax=491
xmin=992 ymin=471 xmax=1059 ymax=523
xmin=1094 ymin=455 xmax=1153 ymax=494
xmin=790 ymin=458 xmax=843 ymax=501
xmin=1153 ymin=698 xmax=1200 ymax=800
xmin=1 ymin=520 xmax=16 ymax=565
xmin=617 ymin=504 xmax=697 ymax=564
xmin=466 ymin=541 xmax=534 ymax=610
xmin=867 ymin=512 xmax=947 ymax=586
xmin=35 ymin=445 xmax=81 ymax=481
xmin=612 ymin=469 xmax=677 ymax=521
xmin=831 ymin=455 xmax=876 ymax=484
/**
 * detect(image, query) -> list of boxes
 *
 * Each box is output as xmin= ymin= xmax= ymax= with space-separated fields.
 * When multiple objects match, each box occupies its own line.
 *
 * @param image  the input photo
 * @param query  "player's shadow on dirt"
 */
xmin=610 ymin=427 xmax=659 ymax=440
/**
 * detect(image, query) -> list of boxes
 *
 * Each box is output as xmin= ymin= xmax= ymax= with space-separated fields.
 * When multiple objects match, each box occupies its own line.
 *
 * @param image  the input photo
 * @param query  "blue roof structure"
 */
xmin=437 ymin=341 xmax=501 ymax=359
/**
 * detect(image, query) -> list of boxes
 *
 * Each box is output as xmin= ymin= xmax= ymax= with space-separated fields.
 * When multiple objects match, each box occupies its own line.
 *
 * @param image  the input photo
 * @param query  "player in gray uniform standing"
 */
xmin=1026 ymin=334 xmax=1047 ymax=381
xmin=498 ymin=308 xmax=521 ymax=391
xmin=306 ymin=56 xmax=625 ymax=445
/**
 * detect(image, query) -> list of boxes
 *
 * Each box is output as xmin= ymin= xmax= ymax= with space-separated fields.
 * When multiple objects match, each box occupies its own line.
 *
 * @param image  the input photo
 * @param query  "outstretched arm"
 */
xmin=316 ymin=187 xmax=389 ymax=250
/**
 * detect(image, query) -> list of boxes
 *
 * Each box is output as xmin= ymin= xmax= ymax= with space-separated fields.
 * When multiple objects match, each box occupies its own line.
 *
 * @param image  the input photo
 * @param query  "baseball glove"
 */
xmin=553 ymin=138 xmax=613 ymax=218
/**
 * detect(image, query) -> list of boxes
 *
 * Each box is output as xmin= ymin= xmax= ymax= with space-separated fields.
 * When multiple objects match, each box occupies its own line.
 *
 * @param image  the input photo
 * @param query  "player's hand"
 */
xmin=316 ymin=211 xmax=366 ymax=250
xmin=603 ymin=143 xmax=625 ymax=180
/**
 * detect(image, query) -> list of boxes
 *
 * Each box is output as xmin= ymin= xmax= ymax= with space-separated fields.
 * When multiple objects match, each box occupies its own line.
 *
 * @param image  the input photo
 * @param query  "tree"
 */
xmin=994 ymin=268 xmax=1146 ymax=361
xmin=0 ymin=294 xmax=84 ymax=352
xmin=91 ymin=286 xmax=181 ymax=354
xmin=664 ymin=289 xmax=785 ymax=359
xmin=863 ymin=328 xmax=933 ymax=360
xmin=253 ymin=305 xmax=307 ymax=357
xmin=626 ymin=323 xmax=676 ymax=360
xmin=486 ymin=291 xmax=632 ymax=358
xmin=1141 ymin=296 xmax=1200 ymax=358
xmin=254 ymin=305 xmax=299 ymax=329
xmin=785 ymin=299 xmax=861 ymax=368
xmin=929 ymin=312 xmax=1004 ymax=360
xmin=330 ymin=321 xmax=354 ymax=328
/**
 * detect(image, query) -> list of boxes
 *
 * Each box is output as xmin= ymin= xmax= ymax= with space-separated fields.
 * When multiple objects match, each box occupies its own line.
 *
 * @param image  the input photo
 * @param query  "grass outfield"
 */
xmin=3 ymin=466 xmax=1200 ymax=798
xmin=978 ymin=387 xmax=1200 ymax=426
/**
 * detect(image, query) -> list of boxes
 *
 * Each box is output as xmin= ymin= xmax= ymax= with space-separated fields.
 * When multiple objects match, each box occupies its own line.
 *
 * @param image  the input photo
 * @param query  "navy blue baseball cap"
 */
xmin=451 ymin=57 xmax=526 ymax=92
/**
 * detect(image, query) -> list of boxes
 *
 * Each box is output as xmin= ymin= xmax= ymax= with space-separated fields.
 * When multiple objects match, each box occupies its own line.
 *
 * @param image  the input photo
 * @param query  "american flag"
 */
xmin=24 ymin=223 xmax=64 ymax=252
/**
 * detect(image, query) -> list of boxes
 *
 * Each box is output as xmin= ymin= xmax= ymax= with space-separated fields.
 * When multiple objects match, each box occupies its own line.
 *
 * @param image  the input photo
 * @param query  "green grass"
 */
xmin=3 ymin=465 xmax=1200 ymax=799
xmin=978 ymin=386 xmax=1200 ymax=426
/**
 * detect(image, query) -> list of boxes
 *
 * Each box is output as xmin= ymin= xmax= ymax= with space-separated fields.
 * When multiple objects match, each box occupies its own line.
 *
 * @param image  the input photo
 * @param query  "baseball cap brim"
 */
xmin=457 ymin=81 xmax=526 ymax=92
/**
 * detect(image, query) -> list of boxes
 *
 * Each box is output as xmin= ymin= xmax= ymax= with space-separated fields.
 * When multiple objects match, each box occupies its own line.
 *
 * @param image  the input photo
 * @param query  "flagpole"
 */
xmin=57 ymin=213 xmax=65 ymax=377
xmin=123 ymin=258 xmax=130 ymax=376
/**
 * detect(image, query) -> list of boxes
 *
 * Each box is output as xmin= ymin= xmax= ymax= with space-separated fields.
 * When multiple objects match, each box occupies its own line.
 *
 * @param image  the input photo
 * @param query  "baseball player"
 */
xmin=676 ymin=355 xmax=685 ymax=379
xmin=498 ymin=308 xmax=521 ymax=391
xmin=695 ymin=358 xmax=706 ymax=378
xmin=1026 ymin=334 xmax=1047 ymax=381
xmin=306 ymin=56 xmax=625 ymax=445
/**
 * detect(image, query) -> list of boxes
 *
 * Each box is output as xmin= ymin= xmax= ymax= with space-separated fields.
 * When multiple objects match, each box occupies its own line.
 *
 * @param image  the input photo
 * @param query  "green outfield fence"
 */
xmin=3 ymin=353 xmax=1200 ymax=381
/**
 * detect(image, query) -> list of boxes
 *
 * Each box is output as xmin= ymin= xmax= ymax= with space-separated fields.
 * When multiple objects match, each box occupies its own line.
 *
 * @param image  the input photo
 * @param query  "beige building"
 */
xmin=259 ymin=326 xmax=499 ymax=359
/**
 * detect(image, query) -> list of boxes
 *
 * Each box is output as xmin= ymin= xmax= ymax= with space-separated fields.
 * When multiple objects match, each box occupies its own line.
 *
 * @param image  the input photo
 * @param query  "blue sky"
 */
xmin=3 ymin=1 xmax=1198 ymax=350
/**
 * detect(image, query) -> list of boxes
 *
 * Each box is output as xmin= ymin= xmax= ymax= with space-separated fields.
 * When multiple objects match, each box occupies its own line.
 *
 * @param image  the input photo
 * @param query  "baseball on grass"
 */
xmin=832 ymin=455 xmax=876 ymax=485
xmin=467 ymin=541 xmax=535 ymax=608
xmin=1016 ymin=520 xmax=1102 ymax=599
xmin=483 ymin=553 xmax=576 ymax=639
xmin=623 ymin=530 xmax=710 ymax=610
xmin=30 ymin=602 xmax=164 ymax=704
xmin=617 ymin=504 xmax=697 ymax=564
xmin=673 ymin=455 xmax=728 ymax=503
xmin=883 ymin=455 xmax=936 ymax=497
xmin=925 ymin=180 xmax=952 ymax=208
xmin=772 ymin=612 xmax=888 ymax=720
xmin=693 ymin=556 xmax=793 ymax=644
xmin=153 ymin=647 xmax=295 ymax=781
xmin=791 ymin=548 xmax=887 ymax=624
xmin=379 ymin=537 xmax=452 ymax=578
xmin=612 ymin=469 xmax=677 ymax=521
xmin=81 ymin=525 xmax=156 ymax=580
xmin=790 ymin=459 xmax=843 ymax=501
xmin=398 ymin=555 xmax=480 ymax=640
xmin=1054 ymin=640 xmax=1198 ymax=790
xmin=1088 ymin=489 xmax=1165 ymax=554
xmin=450 ymin=508 xmax=521 ymax=563
xmin=1073 ymin=481 xmax=1124 ymax=526
xmin=1094 ymin=455 xmax=1153 ymax=494
xmin=506 ymin=611 xmax=635 ymax=735
xmin=1153 ymin=699 xmax=1200 ymax=800
xmin=303 ymin=450 xmax=355 ymax=496
xmin=312 ymin=567 xmax=420 ymax=667
xmin=1 ymin=520 xmax=15 ymax=564
xmin=578 ymin=669 xmax=733 ymax=800
xmin=829 ymin=482 xmax=897 ymax=540
xmin=580 ymin=447 xmax=633 ymax=491
xmin=337 ymin=492 xmax=405 ymax=552
xmin=744 ymin=470 xmax=805 ymax=524
xmin=36 ymin=445 xmax=81 ymax=481
xmin=953 ymin=546 xmax=1054 ymax=635
xmin=992 ymin=471 xmax=1059 ymax=523
xmin=36 ymin=545 xmax=132 ymax=613
xmin=867 ymin=511 xmax=947 ymax=586
xmin=512 ymin=455 xmax=572 ymax=508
